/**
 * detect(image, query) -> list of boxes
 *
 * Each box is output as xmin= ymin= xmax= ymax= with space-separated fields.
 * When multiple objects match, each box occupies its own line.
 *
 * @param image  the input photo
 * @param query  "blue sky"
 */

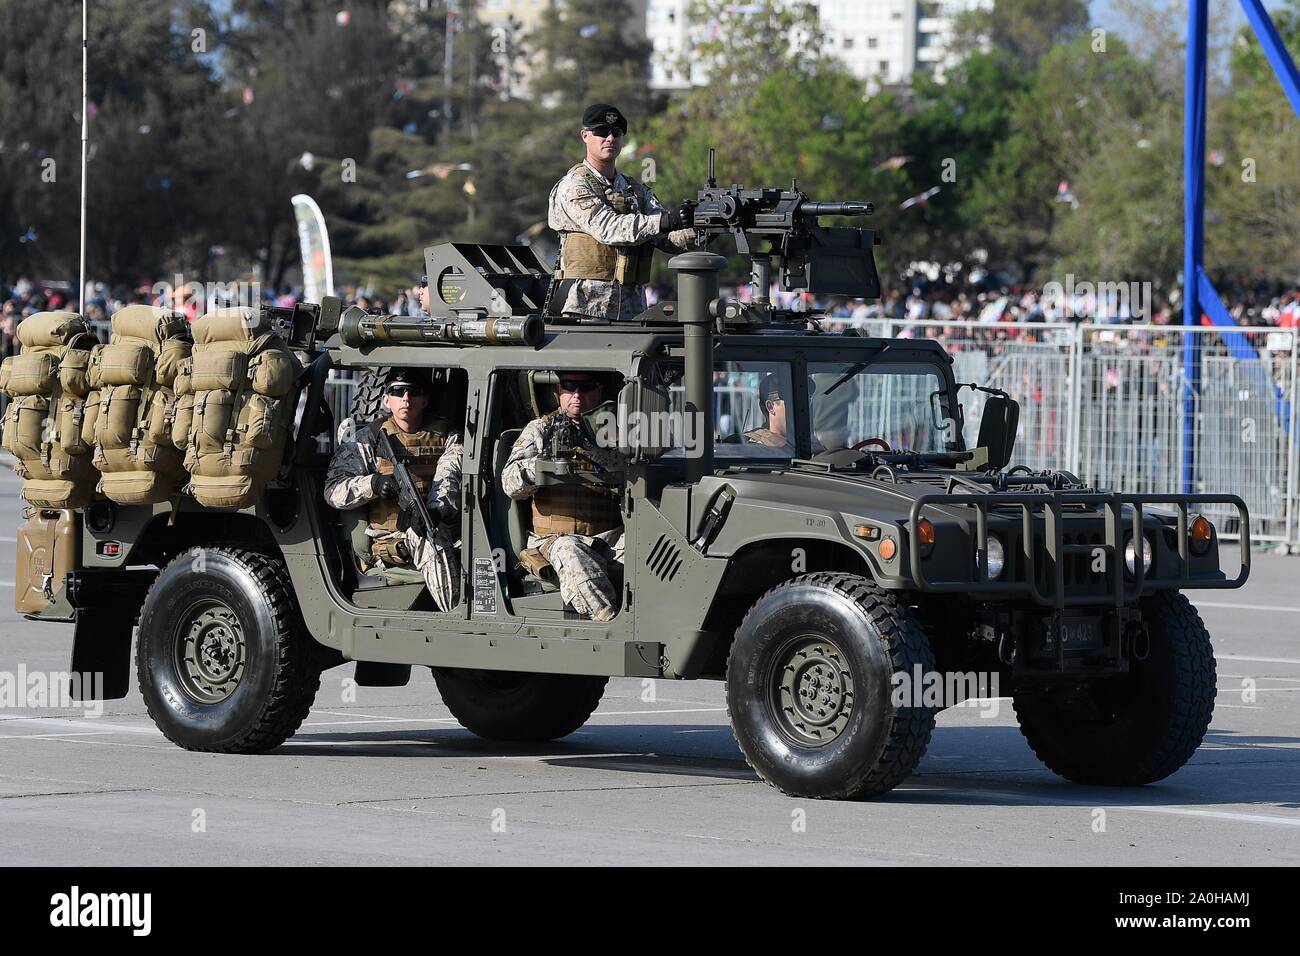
xmin=1090 ymin=0 xmax=1292 ymax=33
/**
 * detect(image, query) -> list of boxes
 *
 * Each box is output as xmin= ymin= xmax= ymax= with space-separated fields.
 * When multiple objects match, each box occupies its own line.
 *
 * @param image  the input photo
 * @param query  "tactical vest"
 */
xmin=530 ymin=413 xmax=622 ymax=537
xmin=556 ymin=163 xmax=655 ymax=287
xmin=85 ymin=305 xmax=193 ymax=505
xmin=368 ymin=417 xmax=448 ymax=533
xmin=0 ymin=311 xmax=100 ymax=508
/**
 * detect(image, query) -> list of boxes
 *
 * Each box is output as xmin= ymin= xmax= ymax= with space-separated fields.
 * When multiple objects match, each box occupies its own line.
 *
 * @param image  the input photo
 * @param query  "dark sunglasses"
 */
xmin=386 ymin=385 xmax=425 ymax=398
xmin=558 ymin=379 xmax=600 ymax=393
xmin=585 ymin=125 xmax=625 ymax=139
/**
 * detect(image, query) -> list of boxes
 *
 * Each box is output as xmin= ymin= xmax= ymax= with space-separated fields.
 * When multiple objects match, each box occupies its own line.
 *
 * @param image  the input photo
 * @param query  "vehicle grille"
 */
xmin=1020 ymin=528 xmax=1109 ymax=592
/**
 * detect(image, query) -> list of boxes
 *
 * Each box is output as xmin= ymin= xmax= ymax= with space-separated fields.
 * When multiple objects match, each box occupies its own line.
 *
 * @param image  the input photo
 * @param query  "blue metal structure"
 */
xmin=1183 ymin=0 xmax=1300 ymax=493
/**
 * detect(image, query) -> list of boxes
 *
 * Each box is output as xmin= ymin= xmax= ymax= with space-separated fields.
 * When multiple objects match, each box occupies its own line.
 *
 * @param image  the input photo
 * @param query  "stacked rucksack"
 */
xmin=0 ymin=311 xmax=100 ymax=508
xmin=175 ymin=307 xmax=300 ymax=509
xmin=84 ymin=305 xmax=193 ymax=504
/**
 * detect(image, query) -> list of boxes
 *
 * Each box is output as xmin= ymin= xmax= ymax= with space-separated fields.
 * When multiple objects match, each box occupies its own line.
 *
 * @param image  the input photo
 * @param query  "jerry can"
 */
xmin=15 ymin=508 xmax=78 ymax=613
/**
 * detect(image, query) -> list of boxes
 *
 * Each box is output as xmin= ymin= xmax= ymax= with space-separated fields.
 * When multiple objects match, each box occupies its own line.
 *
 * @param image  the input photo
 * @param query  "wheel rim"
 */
xmin=174 ymin=600 xmax=247 ymax=704
xmin=768 ymin=635 xmax=855 ymax=746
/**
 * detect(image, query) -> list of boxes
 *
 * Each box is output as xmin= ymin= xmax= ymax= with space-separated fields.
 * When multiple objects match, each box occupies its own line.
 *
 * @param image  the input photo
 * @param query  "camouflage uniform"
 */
xmin=547 ymin=160 xmax=695 ymax=322
xmin=501 ymin=411 xmax=626 ymax=622
xmin=324 ymin=419 xmax=463 ymax=611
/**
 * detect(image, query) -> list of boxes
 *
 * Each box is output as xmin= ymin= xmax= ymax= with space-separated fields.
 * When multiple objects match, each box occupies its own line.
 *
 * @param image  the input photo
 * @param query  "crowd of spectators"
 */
xmin=1 ymin=276 xmax=429 ymax=359
xmin=6 ymin=273 xmax=1299 ymax=360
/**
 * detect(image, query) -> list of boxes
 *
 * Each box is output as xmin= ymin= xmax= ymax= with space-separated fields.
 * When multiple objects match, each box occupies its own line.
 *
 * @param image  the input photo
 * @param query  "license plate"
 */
xmin=1057 ymin=616 xmax=1103 ymax=649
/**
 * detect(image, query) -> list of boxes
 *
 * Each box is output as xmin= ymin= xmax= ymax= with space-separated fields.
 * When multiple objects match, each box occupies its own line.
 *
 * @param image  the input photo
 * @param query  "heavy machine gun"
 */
xmin=690 ymin=148 xmax=882 ymax=325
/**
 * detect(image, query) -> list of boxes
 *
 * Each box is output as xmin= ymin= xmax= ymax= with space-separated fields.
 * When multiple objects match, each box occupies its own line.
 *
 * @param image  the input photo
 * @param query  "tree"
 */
xmin=952 ymin=0 xmax=1090 ymax=70
xmin=0 ymin=0 xmax=223 ymax=284
xmin=893 ymin=53 xmax=1028 ymax=271
xmin=1204 ymin=0 xmax=1300 ymax=285
xmin=529 ymin=0 xmax=661 ymax=117
xmin=643 ymin=0 xmax=841 ymax=262
xmin=965 ymin=35 xmax=1158 ymax=281
xmin=215 ymin=0 xmax=403 ymax=290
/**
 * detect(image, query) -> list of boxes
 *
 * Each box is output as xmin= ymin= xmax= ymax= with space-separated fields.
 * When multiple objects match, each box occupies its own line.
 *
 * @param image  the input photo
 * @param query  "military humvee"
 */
xmin=16 ymin=229 xmax=1250 ymax=800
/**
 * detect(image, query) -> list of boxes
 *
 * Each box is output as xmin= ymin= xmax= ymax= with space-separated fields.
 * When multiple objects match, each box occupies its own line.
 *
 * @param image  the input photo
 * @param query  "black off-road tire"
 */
xmin=726 ymin=572 xmax=937 ymax=800
xmin=136 ymin=547 xmax=321 ymax=753
xmin=433 ymin=668 xmax=607 ymax=741
xmin=1013 ymin=591 xmax=1216 ymax=785
xmin=348 ymin=367 xmax=390 ymax=432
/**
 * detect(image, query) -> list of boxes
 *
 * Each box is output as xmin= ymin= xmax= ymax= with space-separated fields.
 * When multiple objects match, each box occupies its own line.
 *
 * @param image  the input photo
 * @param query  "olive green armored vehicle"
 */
xmin=11 ymin=175 xmax=1249 ymax=800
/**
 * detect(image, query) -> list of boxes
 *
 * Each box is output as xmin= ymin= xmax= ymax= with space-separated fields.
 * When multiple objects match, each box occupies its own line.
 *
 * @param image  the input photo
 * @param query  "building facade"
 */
xmin=644 ymin=0 xmax=992 ymax=93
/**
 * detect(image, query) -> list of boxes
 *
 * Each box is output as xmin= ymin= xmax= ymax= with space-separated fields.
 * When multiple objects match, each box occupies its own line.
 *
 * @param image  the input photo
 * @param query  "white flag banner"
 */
xmin=291 ymin=194 xmax=334 ymax=302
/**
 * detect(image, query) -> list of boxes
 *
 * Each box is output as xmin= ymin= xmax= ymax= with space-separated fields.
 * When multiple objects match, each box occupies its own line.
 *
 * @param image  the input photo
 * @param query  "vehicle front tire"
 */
xmin=1013 ymin=591 xmax=1216 ymax=785
xmin=433 ymin=668 xmax=607 ymax=741
xmin=726 ymin=572 xmax=937 ymax=800
xmin=137 ymin=547 xmax=321 ymax=753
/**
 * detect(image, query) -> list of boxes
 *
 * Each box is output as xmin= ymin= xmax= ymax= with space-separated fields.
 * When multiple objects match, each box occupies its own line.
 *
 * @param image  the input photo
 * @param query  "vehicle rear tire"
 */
xmin=726 ymin=572 xmax=937 ymax=800
xmin=1013 ymin=591 xmax=1216 ymax=785
xmin=137 ymin=547 xmax=321 ymax=753
xmin=432 ymin=668 xmax=607 ymax=741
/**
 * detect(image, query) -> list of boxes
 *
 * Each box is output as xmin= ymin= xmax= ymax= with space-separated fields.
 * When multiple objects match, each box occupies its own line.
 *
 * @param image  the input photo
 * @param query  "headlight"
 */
xmin=1125 ymin=534 xmax=1153 ymax=575
xmin=983 ymin=535 xmax=1005 ymax=579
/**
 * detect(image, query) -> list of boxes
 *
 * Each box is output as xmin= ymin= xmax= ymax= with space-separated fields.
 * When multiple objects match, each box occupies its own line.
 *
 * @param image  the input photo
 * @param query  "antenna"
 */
xmin=706 ymin=147 xmax=716 ymax=188
xmin=78 ymin=0 xmax=89 ymax=314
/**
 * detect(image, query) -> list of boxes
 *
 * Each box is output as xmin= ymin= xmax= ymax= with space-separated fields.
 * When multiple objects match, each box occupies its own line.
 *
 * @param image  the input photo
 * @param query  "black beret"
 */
xmin=385 ymin=367 xmax=431 ymax=390
xmin=581 ymin=103 xmax=627 ymax=132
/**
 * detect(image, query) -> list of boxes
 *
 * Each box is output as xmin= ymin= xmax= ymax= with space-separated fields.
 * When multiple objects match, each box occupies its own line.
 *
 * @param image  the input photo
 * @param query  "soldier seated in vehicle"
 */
xmin=743 ymin=371 xmax=825 ymax=454
xmin=324 ymin=368 xmax=462 ymax=610
xmin=501 ymin=370 xmax=626 ymax=622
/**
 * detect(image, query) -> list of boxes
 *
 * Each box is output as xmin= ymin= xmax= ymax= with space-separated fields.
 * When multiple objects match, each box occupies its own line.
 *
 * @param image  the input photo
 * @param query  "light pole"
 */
xmin=442 ymin=0 xmax=458 ymax=145
xmin=78 ymin=0 xmax=89 ymax=313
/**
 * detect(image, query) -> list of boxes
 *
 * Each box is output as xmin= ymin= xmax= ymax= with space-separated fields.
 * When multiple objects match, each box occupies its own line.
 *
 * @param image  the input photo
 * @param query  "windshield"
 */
xmin=656 ymin=357 xmax=960 ymax=460
xmin=810 ymin=361 xmax=959 ymax=454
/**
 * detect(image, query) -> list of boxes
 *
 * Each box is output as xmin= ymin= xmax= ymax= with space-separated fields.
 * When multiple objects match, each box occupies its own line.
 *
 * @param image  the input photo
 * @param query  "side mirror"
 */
xmin=977 ymin=394 xmax=1019 ymax=471
xmin=616 ymin=381 xmax=671 ymax=461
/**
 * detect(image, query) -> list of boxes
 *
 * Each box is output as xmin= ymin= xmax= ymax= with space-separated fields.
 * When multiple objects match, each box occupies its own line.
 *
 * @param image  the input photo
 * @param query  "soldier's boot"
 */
xmin=405 ymin=527 xmax=461 ymax=612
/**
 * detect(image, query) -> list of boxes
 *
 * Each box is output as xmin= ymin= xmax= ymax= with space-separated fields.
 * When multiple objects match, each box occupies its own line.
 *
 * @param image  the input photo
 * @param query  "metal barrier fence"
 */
xmin=884 ymin=320 xmax=1298 ymax=547
xmin=317 ymin=320 xmax=1299 ymax=550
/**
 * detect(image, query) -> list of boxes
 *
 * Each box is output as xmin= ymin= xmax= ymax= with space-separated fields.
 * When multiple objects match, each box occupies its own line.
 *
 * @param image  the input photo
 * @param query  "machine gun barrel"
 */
xmin=339 ymin=306 xmax=543 ymax=348
xmin=800 ymin=200 xmax=874 ymax=217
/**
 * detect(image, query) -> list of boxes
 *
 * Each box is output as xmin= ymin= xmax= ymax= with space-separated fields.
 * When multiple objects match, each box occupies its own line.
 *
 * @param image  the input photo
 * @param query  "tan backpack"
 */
xmin=0 ymin=311 xmax=101 ymax=508
xmin=84 ymin=305 xmax=193 ymax=504
xmin=176 ymin=307 xmax=301 ymax=509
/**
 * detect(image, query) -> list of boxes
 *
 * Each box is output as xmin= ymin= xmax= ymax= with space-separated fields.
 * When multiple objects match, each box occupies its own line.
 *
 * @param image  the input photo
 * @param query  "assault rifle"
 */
xmin=373 ymin=428 xmax=437 ymax=540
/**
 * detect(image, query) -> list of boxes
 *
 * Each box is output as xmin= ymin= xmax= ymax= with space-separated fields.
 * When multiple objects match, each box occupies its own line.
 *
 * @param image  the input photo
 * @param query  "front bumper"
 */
xmin=908 ymin=491 xmax=1250 ymax=608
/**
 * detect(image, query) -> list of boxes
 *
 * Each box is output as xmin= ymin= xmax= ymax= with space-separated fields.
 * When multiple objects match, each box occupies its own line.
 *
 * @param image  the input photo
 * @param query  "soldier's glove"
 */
xmin=433 ymin=500 xmax=458 ymax=526
xmin=371 ymin=473 xmax=399 ymax=499
xmin=659 ymin=200 xmax=695 ymax=232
